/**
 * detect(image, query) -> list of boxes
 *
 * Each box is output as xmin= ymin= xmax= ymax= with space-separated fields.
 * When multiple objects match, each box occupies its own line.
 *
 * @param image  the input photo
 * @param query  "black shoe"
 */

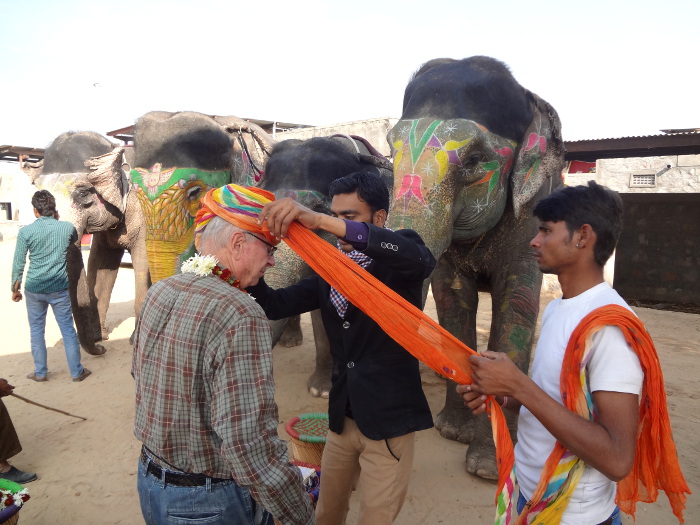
xmin=72 ymin=368 xmax=91 ymax=382
xmin=0 ymin=466 xmax=37 ymax=484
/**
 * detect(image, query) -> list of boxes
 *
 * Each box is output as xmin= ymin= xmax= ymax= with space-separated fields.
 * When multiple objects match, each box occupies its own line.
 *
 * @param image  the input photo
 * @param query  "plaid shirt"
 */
xmin=329 ymin=247 xmax=372 ymax=317
xmin=132 ymin=272 xmax=314 ymax=525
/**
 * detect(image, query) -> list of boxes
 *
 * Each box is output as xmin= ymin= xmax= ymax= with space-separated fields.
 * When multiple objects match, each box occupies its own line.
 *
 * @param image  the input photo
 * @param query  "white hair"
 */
xmin=197 ymin=216 xmax=246 ymax=254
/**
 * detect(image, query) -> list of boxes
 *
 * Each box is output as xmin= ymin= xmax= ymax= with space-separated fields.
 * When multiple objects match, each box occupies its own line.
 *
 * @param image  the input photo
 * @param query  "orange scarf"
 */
xmin=563 ymin=305 xmax=689 ymax=521
xmin=510 ymin=304 xmax=690 ymax=524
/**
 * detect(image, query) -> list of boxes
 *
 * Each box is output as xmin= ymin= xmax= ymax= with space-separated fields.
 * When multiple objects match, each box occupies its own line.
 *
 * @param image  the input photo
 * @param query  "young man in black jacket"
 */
xmin=249 ymin=172 xmax=435 ymax=524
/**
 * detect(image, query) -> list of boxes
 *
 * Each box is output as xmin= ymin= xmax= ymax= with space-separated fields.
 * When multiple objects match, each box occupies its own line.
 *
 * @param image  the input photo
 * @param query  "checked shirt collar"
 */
xmin=329 ymin=242 xmax=372 ymax=318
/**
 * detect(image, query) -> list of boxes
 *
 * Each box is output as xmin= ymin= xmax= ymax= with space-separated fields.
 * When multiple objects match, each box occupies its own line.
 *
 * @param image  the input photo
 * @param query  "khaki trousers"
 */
xmin=315 ymin=417 xmax=415 ymax=525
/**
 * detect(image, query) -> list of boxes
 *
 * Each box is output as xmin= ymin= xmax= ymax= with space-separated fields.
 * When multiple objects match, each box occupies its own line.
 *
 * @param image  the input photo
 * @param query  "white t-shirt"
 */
xmin=515 ymin=283 xmax=644 ymax=525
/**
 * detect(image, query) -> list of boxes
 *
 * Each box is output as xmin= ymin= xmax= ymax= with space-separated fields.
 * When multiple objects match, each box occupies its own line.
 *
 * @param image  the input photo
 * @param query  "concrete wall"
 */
xmin=614 ymin=193 xmax=700 ymax=305
xmin=276 ymin=117 xmax=398 ymax=157
xmin=595 ymin=155 xmax=700 ymax=193
xmin=0 ymin=162 xmax=35 ymax=241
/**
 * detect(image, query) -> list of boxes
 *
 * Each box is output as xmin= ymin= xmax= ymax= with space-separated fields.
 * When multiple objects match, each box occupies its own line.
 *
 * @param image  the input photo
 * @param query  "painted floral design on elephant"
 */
xmin=390 ymin=119 xmax=516 ymax=217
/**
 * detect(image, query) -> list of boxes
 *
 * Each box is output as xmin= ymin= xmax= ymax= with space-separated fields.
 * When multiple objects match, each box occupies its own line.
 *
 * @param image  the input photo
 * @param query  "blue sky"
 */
xmin=1 ymin=0 xmax=698 ymax=148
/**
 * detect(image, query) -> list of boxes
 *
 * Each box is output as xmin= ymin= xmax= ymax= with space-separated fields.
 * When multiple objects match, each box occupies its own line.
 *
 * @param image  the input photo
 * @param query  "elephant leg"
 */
xmin=279 ymin=314 xmax=303 ymax=347
xmin=87 ymin=233 xmax=123 ymax=340
xmin=465 ymin=400 xmax=518 ymax=480
xmin=66 ymin=243 xmax=106 ymax=356
xmin=432 ymin=255 xmax=480 ymax=443
xmin=307 ymin=309 xmax=332 ymax=399
xmin=464 ymin=261 xmax=542 ymax=480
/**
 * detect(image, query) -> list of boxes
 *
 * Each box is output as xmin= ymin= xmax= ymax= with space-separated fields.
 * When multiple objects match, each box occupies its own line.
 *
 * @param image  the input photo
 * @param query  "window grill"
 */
xmin=630 ymin=174 xmax=656 ymax=187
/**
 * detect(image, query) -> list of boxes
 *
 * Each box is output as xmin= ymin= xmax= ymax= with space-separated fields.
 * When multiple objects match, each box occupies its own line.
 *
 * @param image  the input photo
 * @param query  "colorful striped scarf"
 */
xmin=194 ymin=184 xmax=281 ymax=249
xmin=502 ymin=304 xmax=689 ymax=524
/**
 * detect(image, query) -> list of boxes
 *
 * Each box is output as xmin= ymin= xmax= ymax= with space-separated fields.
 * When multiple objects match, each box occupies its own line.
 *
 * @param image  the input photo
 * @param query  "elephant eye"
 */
xmin=186 ymin=185 xmax=203 ymax=200
xmin=464 ymin=153 xmax=483 ymax=167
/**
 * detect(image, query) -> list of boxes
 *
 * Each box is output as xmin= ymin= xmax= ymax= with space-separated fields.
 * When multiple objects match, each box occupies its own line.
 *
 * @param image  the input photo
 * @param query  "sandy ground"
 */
xmin=0 ymin=237 xmax=697 ymax=525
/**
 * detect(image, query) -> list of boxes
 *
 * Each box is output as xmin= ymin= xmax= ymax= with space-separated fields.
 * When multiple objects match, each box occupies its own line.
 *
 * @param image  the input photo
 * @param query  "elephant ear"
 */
xmin=84 ymin=147 xmax=129 ymax=211
xmin=23 ymin=159 xmax=44 ymax=183
xmin=510 ymin=91 xmax=566 ymax=219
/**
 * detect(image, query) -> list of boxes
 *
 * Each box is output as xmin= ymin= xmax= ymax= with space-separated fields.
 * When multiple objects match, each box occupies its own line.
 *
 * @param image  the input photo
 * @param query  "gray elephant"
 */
xmin=29 ymin=131 xmax=149 ymax=352
xmin=260 ymin=135 xmax=394 ymax=397
xmin=130 ymin=111 xmax=275 ymax=282
xmin=386 ymin=56 xmax=565 ymax=479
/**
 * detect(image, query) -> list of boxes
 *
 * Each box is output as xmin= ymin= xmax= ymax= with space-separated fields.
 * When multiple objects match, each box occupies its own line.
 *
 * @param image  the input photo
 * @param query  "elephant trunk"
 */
xmin=146 ymin=235 xmax=196 ymax=283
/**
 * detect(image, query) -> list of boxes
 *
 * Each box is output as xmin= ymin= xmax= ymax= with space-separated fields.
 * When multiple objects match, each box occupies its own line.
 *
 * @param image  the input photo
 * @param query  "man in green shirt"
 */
xmin=11 ymin=190 xmax=91 ymax=382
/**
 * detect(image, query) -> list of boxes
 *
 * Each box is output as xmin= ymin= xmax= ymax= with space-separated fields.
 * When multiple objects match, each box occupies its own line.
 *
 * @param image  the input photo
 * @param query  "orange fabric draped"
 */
xmin=555 ymin=305 xmax=690 ymax=522
xmin=282 ymin=222 xmax=514 ymax=500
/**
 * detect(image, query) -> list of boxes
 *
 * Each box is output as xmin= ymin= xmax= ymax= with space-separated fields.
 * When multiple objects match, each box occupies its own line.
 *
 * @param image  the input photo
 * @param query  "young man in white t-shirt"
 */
xmin=458 ymin=181 xmax=643 ymax=525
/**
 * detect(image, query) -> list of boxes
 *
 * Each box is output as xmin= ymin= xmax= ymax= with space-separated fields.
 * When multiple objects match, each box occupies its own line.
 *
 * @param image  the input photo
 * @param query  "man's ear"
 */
xmin=577 ymin=224 xmax=596 ymax=249
xmin=373 ymin=209 xmax=387 ymax=227
xmin=229 ymin=231 xmax=246 ymax=260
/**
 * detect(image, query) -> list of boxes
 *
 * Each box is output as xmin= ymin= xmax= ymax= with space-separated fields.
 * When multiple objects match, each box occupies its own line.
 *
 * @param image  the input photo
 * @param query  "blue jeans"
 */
xmin=137 ymin=459 xmax=275 ymax=525
xmin=25 ymin=289 xmax=83 ymax=378
xmin=517 ymin=491 xmax=621 ymax=524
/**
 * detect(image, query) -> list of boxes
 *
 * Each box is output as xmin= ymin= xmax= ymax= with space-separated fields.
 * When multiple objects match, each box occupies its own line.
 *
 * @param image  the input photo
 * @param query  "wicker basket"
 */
xmin=0 ymin=479 xmax=27 ymax=525
xmin=284 ymin=412 xmax=329 ymax=466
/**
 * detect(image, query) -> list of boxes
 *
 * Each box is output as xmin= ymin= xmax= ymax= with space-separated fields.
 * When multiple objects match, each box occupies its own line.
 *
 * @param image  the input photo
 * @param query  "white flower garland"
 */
xmin=181 ymin=254 xmax=219 ymax=276
xmin=0 ymin=486 xmax=30 ymax=510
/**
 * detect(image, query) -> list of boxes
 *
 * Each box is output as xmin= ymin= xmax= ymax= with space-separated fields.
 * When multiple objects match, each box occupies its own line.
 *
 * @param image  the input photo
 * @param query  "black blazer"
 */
xmin=247 ymin=225 xmax=436 ymax=440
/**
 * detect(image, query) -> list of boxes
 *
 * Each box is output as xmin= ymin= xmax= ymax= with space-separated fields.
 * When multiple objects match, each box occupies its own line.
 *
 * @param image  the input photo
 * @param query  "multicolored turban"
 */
xmin=194 ymin=184 xmax=281 ymax=249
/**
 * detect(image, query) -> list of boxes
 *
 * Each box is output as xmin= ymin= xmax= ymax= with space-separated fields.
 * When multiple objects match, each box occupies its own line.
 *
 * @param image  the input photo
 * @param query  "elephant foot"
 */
xmin=465 ymin=433 xmax=499 ymax=481
xmin=101 ymin=331 xmax=110 ymax=341
xmin=84 ymin=343 xmax=107 ymax=356
xmin=435 ymin=405 xmax=477 ymax=443
xmin=279 ymin=323 xmax=303 ymax=348
xmin=306 ymin=370 xmax=331 ymax=399
xmin=464 ymin=411 xmax=500 ymax=481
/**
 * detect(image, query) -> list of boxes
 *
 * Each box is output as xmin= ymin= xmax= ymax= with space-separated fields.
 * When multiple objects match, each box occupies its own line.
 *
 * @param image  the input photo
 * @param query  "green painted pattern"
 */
xmin=409 ymin=119 xmax=442 ymax=165
xmin=131 ymin=167 xmax=230 ymax=201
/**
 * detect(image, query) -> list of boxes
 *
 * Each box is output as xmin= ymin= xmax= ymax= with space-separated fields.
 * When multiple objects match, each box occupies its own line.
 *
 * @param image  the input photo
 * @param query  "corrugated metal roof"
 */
xmin=0 ymin=145 xmax=45 ymax=163
xmin=564 ymin=131 xmax=700 ymax=161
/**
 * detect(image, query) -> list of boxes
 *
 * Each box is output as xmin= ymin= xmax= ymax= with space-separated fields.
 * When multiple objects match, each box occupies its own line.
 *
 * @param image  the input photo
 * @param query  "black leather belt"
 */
xmin=140 ymin=449 xmax=231 ymax=487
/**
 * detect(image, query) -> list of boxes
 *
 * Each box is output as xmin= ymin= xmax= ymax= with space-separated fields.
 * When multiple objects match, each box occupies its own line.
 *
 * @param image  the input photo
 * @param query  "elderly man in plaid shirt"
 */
xmin=132 ymin=184 xmax=315 ymax=525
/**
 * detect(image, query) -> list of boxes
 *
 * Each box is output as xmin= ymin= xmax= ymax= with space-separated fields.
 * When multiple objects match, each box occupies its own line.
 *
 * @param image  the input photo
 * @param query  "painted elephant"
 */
xmin=130 ymin=111 xmax=275 ymax=282
xmin=260 ymin=135 xmax=394 ymax=397
xmin=387 ymin=56 xmax=565 ymax=479
xmin=28 ymin=131 xmax=149 ymax=353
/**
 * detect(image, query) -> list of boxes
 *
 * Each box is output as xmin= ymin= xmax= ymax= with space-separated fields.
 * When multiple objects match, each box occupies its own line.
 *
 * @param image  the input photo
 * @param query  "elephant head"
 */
xmin=259 ymin=135 xmax=393 ymax=397
xmin=31 ymin=132 xmax=125 ymax=236
xmin=387 ymin=56 xmax=565 ymax=260
xmin=130 ymin=111 xmax=232 ymax=282
xmin=261 ymin=135 xmax=393 ymax=290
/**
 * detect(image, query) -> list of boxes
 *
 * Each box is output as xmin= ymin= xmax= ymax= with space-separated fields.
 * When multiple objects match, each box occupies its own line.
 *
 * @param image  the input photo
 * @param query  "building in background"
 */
xmin=564 ymin=129 xmax=700 ymax=307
